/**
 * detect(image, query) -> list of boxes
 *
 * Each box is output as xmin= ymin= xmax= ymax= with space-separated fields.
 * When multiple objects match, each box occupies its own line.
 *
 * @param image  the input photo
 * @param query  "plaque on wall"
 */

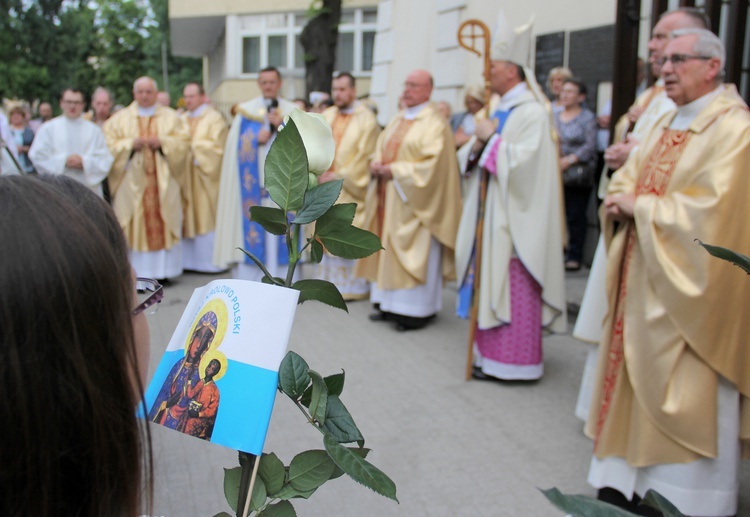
xmin=535 ymin=32 xmax=565 ymax=97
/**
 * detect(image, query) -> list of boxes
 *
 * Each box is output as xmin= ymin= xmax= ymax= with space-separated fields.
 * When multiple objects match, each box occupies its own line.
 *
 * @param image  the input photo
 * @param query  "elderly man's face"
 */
xmin=133 ymin=80 xmax=157 ymax=108
xmin=401 ymin=71 xmax=432 ymax=108
xmin=662 ymin=35 xmax=718 ymax=106
xmin=648 ymin=12 xmax=691 ymax=78
xmin=91 ymin=92 xmax=112 ymax=120
xmin=489 ymin=60 xmax=517 ymax=96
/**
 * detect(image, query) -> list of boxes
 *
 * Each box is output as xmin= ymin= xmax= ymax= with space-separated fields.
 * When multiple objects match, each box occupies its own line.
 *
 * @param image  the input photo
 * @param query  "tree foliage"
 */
xmin=0 ymin=0 xmax=201 ymax=111
xmin=299 ymin=0 xmax=342 ymax=96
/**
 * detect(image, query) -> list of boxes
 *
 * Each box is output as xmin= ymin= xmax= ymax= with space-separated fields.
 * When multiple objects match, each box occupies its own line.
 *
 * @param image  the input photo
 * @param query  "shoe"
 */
xmin=369 ymin=311 xmax=391 ymax=322
xmin=565 ymin=260 xmax=581 ymax=271
xmin=470 ymin=366 xmax=492 ymax=380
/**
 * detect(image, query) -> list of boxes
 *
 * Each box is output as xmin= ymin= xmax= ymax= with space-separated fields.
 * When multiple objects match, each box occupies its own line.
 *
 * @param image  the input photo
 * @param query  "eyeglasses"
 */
xmin=61 ymin=100 xmax=84 ymax=105
xmin=657 ymin=54 xmax=713 ymax=66
xmin=133 ymin=278 xmax=163 ymax=315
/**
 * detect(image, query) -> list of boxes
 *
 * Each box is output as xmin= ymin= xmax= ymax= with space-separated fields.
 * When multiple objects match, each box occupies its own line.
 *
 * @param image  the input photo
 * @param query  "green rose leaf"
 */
xmin=264 ymin=117 xmax=309 ymax=212
xmin=324 ymin=371 xmax=345 ymax=397
xmin=288 ymin=450 xmax=337 ymax=492
xmin=249 ymin=476 xmax=267 ymax=512
xmin=223 ymin=466 xmax=242 ymax=513
xmin=293 ymin=180 xmax=343 ymax=225
xmin=696 ymin=239 xmax=750 ymax=274
xmin=259 ymin=453 xmax=286 ymax=497
xmin=261 ymin=275 xmax=286 ymax=286
xmin=274 ymin=484 xmax=317 ymax=501
xmin=278 ymin=351 xmax=310 ymax=399
xmin=641 ymin=490 xmax=686 ymax=517
xmin=315 ymin=203 xmax=357 ymax=236
xmin=292 ymin=279 xmax=348 ymax=312
xmin=323 ymin=433 xmax=398 ymax=502
xmin=257 ymin=500 xmax=297 ymax=517
xmin=329 ymin=447 xmax=370 ymax=480
xmin=308 ymin=370 xmax=328 ymax=424
xmin=322 ymin=395 xmax=363 ymax=443
xmin=310 ymin=239 xmax=324 ymax=264
xmin=319 ymin=225 xmax=383 ymax=259
xmin=540 ymin=487 xmax=634 ymax=516
xmin=250 ymin=206 xmax=288 ymax=235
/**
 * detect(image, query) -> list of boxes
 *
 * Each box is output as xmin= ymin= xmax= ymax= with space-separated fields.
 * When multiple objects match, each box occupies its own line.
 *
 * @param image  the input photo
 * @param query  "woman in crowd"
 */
xmin=546 ymin=66 xmax=573 ymax=113
xmin=554 ymin=78 xmax=597 ymax=271
xmin=0 ymin=175 xmax=154 ymax=516
xmin=8 ymin=105 xmax=35 ymax=173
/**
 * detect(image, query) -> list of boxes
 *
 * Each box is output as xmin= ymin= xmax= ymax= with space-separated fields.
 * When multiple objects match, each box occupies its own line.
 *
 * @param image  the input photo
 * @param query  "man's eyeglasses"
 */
xmin=133 ymin=278 xmax=163 ymax=315
xmin=657 ymin=54 xmax=713 ymax=66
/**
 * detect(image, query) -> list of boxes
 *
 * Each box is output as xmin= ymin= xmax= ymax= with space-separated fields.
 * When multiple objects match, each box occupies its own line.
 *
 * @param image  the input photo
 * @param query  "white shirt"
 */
xmin=28 ymin=115 xmax=114 ymax=196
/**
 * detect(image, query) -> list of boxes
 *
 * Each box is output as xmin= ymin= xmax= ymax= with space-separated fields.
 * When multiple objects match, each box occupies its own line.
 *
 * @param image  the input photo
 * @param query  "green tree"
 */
xmin=300 ymin=0 xmax=343 ymax=96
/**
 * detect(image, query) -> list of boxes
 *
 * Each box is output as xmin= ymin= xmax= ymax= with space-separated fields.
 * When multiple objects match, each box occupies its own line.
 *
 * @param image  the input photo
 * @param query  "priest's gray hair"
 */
xmin=132 ymin=76 xmax=158 ymax=91
xmin=670 ymin=28 xmax=725 ymax=73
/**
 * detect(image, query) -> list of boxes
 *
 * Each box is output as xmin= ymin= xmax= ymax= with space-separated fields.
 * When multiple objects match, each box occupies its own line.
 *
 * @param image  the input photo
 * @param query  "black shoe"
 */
xmin=369 ymin=311 xmax=391 ymax=322
xmin=393 ymin=313 xmax=434 ymax=331
xmin=471 ymin=366 xmax=492 ymax=380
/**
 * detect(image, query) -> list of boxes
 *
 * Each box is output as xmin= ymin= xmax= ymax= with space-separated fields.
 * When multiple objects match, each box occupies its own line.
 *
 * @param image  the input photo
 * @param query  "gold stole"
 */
xmin=328 ymin=112 xmax=352 ymax=172
xmin=595 ymin=129 xmax=692 ymax=447
xmin=139 ymin=116 xmax=166 ymax=251
xmin=377 ymin=119 xmax=414 ymax=235
xmin=187 ymin=117 xmax=200 ymax=137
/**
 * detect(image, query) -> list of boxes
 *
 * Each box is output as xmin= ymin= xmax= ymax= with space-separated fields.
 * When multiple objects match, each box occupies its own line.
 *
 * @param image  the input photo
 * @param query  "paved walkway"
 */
xmin=144 ymin=268 xmax=749 ymax=516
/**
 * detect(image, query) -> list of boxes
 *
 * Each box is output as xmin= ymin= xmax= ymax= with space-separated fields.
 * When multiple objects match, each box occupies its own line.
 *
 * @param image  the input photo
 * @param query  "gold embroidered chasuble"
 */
xmin=181 ymin=106 xmax=228 ymax=238
xmin=586 ymin=85 xmax=750 ymax=465
xmin=322 ymin=103 xmax=380 ymax=229
xmin=104 ymin=102 xmax=191 ymax=252
xmin=358 ymin=102 xmax=462 ymax=290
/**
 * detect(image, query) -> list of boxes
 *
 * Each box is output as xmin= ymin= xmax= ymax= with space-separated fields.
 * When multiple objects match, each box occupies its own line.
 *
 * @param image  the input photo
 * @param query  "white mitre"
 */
xmin=490 ymin=11 xmax=534 ymax=68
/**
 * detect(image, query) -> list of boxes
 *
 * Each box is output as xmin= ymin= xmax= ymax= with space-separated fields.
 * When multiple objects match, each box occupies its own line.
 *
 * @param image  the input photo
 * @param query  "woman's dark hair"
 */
xmin=0 ymin=175 xmax=151 ymax=516
xmin=563 ymin=77 xmax=588 ymax=97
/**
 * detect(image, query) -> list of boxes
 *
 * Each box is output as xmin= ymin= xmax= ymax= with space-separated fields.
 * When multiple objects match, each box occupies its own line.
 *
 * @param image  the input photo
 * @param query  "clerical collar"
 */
xmin=339 ymin=102 xmax=356 ymax=115
xmin=403 ymin=101 xmax=429 ymax=120
xmin=63 ymin=115 xmax=83 ymax=123
xmin=498 ymin=82 xmax=528 ymax=110
xmin=190 ymin=103 xmax=208 ymax=118
xmin=670 ymin=85 xmax=725 ymax=130
xmin=137 ymin=105 xmax=157 ymax=117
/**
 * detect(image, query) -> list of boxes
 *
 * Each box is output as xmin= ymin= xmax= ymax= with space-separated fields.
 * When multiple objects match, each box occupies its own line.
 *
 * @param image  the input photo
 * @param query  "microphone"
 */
xmin=267 ymin=98 xmax=279 ymax=134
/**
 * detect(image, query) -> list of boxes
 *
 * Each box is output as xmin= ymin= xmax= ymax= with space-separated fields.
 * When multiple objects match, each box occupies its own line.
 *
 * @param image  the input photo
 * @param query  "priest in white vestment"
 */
xmin=29 ymin=88 xmax=113 ymax=197
xmin=213 ymin=67 xmax=297 ymax=281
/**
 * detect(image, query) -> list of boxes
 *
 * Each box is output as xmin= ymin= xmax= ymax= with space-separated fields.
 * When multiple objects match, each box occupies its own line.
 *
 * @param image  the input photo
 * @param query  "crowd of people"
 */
xmin=1 ymin=5 xmax=749 ymax=516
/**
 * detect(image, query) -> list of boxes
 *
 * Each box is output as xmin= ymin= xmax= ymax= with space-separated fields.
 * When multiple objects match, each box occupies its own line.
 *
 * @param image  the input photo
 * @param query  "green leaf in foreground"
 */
xmin=223 ymin=466 xmax=242 ymax=513
xmin=540 ymin=487 xmax=634 ymax=516
xmin=249 ymin=476 xmax=267 ymax=512
xmin=292 ymin=279 xmax=348 ymax=312
xmin=249 ymin=206 xmax=288 ymax=235
xmin=696 ymin=239 xmax=750 ymax=274
xmin=315 ymin=203 xmax=357 ymax=236
xmin=293 ymin=179 xmax=343 ymax=225
xmin=288 ymin=450 xmax=337 ymax=492
xmin=259 ymin=453 xmax=286 ymax=497
xmin=257 ymin=500 xmax=297 ymax=517
xmin=641 ymin=490 xmax=686 ymax=517
xmin=329 ymin=447 xmax=370 ymax=480
xmin=274 ymin=484 xmax=317 ymax=501
xmin=264 ymin=117 xmax=309 ymax=212
xmin=322 ymin=395 xmax=363 ymax=443
xmin=319 ymin=225 xmax=382 ymax=259
xmin=310 ymin=239 xmax=324 ymax=264
xmin=324 ymin=371 xmax=345 ymax=397
xmin=323 ymin=433 xmax=398 ymax=502
xmin=308 ymin=370 xmax=328 ymax=424
xmin=278 ymin=351 xmax=310 ymax=399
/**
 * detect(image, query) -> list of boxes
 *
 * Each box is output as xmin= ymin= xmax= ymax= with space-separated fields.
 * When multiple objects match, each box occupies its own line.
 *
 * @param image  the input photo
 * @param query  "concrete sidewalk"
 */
xmin=144 ymin=268 xmax=749 ymax=516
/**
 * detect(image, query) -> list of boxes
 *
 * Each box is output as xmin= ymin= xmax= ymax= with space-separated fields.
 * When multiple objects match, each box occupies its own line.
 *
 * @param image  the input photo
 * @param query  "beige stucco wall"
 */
xmin=170 ymin=0 xmax=376 ymax=18
xmin=208 ymin=77 xmax=373 ymax=117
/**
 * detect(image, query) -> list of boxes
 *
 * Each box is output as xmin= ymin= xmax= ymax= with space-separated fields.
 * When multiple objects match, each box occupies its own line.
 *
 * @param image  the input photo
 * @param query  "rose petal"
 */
xmin=287 ymin=109 xmax=335 ymax=175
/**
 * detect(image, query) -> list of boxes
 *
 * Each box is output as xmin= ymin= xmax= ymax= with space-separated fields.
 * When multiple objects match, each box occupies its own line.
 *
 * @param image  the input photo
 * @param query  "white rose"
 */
xmin=285 ymin=108 xmax=334 ymax=177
